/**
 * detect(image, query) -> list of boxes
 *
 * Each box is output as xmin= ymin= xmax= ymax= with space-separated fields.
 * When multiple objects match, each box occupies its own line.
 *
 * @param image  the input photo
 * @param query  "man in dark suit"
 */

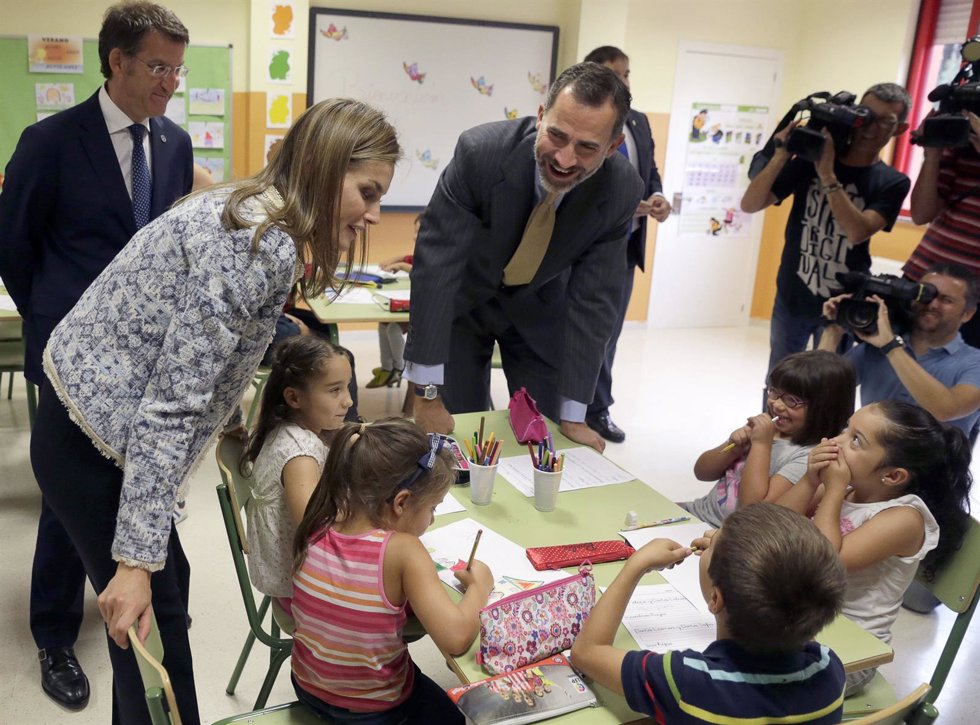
xmin=0 ymin=1 xmax=193 ymax=710
xmin=582 ymin=46 xmax=671 ymax=443
xmin=405 ymin=62 xmax=643 ymax=452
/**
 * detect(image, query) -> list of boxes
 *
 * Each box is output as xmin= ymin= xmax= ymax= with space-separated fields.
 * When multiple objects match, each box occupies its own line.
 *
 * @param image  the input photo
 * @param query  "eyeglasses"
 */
xmin=389 ymin=433 xmax=446 ymax=499
xmin=132 ymin=55 xmax=189 ymax=79
xmin=766 ymin=387 xmax=807 ymax=409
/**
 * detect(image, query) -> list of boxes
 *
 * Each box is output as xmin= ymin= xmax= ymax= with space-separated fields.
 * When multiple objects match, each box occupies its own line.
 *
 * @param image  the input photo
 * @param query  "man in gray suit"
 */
xmin=405 ymin=62 xmax=643 ymax=452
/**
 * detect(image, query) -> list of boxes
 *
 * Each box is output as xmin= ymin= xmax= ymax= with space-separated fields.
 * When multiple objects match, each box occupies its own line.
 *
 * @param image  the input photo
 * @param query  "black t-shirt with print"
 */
xmin=772 ymin=158 xmax=909 ymax=316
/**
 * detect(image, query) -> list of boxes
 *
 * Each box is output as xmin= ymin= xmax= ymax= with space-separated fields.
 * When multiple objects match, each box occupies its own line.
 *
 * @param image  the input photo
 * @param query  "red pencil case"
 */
xmin=526 ymin=540 xmax=635 ymax=571
xmin=508 ymin=387 xmax=549 ymax=444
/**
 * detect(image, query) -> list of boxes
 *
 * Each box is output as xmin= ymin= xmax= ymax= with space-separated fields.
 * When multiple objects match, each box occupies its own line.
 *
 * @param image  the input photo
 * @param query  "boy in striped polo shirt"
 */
xmin=572 ymin=503 xmax=848 ymax=723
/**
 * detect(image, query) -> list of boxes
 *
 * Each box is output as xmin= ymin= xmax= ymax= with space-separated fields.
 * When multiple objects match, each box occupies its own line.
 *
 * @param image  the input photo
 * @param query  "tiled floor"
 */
xmin=0 ymin=324 xmax=976 ymax=723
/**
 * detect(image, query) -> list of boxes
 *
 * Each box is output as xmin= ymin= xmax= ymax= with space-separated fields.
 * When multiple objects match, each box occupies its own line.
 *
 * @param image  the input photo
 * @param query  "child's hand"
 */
xmin=691 ymin=529 xmax=717 ymax=555
xmin=727 ymin=424 xmax=752 ymax=451
xmin=746 ymin=413 xmax=776 ymax=443
xmin=454 ymin=560 xmax=494 ymax=598
xmin=806 ymin=438 xmax=839 ymax=486
xmin=631 ymin=538 xmax=692 ymax=573
xmin=822 ymin=447 xmax=851 ymax=492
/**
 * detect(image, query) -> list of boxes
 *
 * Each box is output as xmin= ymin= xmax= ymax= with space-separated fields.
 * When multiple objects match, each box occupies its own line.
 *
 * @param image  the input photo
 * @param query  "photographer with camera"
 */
xmin=819 ymin=263 xmax=980 ymax=437
xmin=742 ymin=83 xmax=911 ymax=379
xmin=903 ymin=111 xmax=980 ymax=347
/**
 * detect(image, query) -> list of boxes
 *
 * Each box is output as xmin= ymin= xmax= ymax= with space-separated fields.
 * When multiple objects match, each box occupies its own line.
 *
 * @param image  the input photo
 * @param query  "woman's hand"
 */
xmin=98 ymin=563 xmax=153 ymax=648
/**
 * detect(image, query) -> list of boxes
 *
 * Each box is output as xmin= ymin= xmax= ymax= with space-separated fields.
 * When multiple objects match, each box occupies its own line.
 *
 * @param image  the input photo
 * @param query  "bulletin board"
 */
xmin=0 ymin=37 xmax=232 ymax=182
xmin=308 ymin=8 xmax=558 ymax=209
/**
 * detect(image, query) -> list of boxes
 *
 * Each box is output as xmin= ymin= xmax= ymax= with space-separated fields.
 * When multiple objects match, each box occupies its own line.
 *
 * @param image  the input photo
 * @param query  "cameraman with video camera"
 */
xmin=742 ymin=83 xmax=912 ymax=378
xmin=903 ymin=111 xmax=980 ymax=346
xmin=819 ymin=262 xmax=980 ymax=437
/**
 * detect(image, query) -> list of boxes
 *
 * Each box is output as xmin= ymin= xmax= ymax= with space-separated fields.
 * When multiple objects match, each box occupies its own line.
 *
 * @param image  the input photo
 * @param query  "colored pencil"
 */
xmin=466 ymin=529 xmax=483 ymax=571
xmin=624 ymin=516 xmax=691 ymax=531
xmin=478 ymin=416 xmax=485 ymax=447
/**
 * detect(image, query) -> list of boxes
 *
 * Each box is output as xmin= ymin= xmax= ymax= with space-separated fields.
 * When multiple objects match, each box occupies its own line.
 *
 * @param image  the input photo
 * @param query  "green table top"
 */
xmin=430 ymin=411 xmax=893 ymax=723
xmin=305 ymin=279 xmax=410 ymax=325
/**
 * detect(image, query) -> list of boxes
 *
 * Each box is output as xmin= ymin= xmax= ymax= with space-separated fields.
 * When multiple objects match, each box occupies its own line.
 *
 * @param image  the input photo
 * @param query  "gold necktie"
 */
xmin=502 ymin=191 xmax=559 ymax=286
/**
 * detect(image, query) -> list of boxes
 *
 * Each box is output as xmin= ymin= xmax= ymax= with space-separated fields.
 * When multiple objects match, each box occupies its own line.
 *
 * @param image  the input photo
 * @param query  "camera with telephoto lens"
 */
xmin=786 ymin=92 xmax=877 ymax=162
xmin=912 ymin=36 xmax=980 ymax=148
xmin=749 ymin=92 xmax=875 ymax=178
xmin=833 ymin=272 xmax=938 ymax=335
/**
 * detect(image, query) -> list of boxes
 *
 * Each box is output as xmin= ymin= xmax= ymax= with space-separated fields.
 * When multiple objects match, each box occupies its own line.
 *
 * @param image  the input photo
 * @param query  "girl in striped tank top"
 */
xmin=290 ymin=418 xmax=494 ymax=723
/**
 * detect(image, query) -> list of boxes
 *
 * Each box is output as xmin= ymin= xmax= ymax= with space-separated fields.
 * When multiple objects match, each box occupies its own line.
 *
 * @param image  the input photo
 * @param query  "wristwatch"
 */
xmin=414 ymin=383 xmax=440 ymax=400
xmin=879 ymin=336 xmax=905 ymax=355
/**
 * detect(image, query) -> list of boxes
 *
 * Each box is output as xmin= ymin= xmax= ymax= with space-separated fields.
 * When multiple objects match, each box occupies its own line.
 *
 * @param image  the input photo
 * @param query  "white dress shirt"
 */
xmin=98 ymin=84 xmax=151 ymax=201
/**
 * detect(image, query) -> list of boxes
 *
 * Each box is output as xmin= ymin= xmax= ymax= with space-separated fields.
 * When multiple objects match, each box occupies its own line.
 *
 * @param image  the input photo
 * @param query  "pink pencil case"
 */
xmin=477 ymin=564 xmax=596 ymax=675
xmin=508 ymin=387 xmax=549 ymax=444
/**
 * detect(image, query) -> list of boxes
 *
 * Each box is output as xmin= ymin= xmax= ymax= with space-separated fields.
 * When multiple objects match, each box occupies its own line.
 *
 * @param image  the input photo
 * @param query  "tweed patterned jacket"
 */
xmin=44 ymin=189 xmax=299 ymax=571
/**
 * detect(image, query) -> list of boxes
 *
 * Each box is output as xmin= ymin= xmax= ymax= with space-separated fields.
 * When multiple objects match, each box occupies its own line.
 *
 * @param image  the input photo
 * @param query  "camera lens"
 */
xmin=840 ymin=300 xmax=878 ymax=333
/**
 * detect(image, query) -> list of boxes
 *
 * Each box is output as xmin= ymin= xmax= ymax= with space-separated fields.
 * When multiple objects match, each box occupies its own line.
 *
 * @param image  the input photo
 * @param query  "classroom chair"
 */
xmin=215 ymin=434 xmax=293 ymax=709
xmin=843 ymin=516 xmax=980 ymax=722
xmin=246 ymin=366 xmax=272 ymax=429
xmin=0 ymin=321 xmax=36 ymax=427
xmin=848 ymin=683 xmax=931 ymax=725
xmin=128 ymin=623 xmax=321 ymax=725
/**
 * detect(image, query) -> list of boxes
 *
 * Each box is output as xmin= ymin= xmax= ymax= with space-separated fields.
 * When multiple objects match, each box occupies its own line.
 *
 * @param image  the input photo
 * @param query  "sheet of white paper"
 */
xmin=420 ymin=518 xmax=565 ymax=601
xmin=434 ymin=492 xmax=466 ymax=516
xmin=619 ymin=522 xmax=713 ymax=614
xmin=612 ymin=583 xmax=716 ymax=653
xmin=0 ymin=295 xmax=17 ymax=312
xmin=496 ymin=447 xmax=634 ymax=496
xmin=323 ymin=287 xmax=377 ymax=305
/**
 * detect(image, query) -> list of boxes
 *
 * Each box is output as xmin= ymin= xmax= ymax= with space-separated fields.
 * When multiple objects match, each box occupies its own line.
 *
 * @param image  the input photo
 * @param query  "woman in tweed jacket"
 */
xmin=31 ymin=98 xmax=399 ymax=724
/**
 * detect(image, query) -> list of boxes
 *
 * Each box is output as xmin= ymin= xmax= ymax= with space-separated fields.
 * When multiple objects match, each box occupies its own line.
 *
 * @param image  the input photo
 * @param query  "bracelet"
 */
xmin=822 ymin=181 xmax=843 ymax=194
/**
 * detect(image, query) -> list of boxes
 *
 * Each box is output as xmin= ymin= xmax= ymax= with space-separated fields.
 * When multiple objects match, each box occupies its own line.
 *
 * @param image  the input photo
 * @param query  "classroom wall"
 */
xmin=3 ymin=0 xmax=927 ymax=324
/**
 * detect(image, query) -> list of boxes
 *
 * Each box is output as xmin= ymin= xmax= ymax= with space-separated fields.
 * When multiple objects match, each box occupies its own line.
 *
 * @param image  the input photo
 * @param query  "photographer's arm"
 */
xmin=861 ymin=297 xmax=980 ymax=421
xmin=817 ymin=295 xmax=849 ymax=352
xmin=742 ymin=122 xmax=799 ymax=213
xmin=816 ymin=130 xmax=888 ymax=244
xmin=910 ymin=147 xmax=943 ymax=225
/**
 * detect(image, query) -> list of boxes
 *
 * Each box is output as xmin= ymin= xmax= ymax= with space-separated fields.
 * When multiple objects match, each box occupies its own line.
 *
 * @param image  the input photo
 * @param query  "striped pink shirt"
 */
xmin=291 ymin=528 xmax=413 ymax=712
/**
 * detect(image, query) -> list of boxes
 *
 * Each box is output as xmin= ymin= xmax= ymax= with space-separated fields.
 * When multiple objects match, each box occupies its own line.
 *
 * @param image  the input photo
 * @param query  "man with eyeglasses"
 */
xmin=0 ymin=1 xmax=193 ymax=715
xmin=741 ymin=83 xmax=911 ymax=384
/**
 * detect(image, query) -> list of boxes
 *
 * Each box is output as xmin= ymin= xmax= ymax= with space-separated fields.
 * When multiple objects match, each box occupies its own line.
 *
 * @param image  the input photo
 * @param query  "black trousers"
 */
xmin=31 ymin=389 xmax=199 ymax=725
xmin=442 ymin=299 xmax=561 ymax=422
xmin=588 ymin=258 xmax=636 ymax=420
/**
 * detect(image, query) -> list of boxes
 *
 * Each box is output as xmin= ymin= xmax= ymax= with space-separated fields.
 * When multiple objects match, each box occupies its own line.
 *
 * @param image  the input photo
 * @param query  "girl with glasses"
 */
xmin=680 ymin=350 xmax=856 ymax=527
xmin=290 ymin=418 xmax=494 ymax=724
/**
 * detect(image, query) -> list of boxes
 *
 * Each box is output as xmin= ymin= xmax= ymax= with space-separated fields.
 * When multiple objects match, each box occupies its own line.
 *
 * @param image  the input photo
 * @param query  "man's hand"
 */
xmin=816 ymin=128 xmax=837 ymax=185
xmin=774 ymin=119 xmax=798 ymax=149
xmin=413 ymin=396 xmax=454 ymax=435
xmin=649 ymin=195 xmax=671 ymax=222
xmin=822 ymin=293 xmax=852 ymax=322
xmin=560 ymin=420 xmax=605 ymax=452
xmin=98 ymin=563 xmax=153 ymax=648
xmin=852 ymin=295 xmax=895 ymax=348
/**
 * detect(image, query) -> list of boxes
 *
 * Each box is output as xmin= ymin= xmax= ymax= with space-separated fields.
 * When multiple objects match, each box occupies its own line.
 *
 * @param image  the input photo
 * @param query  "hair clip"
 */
xmin=389 ymin=433 xmax=446 ymax=498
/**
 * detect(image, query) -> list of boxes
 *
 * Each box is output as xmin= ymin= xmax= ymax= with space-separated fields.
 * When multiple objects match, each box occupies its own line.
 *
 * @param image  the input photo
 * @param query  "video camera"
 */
xmin=833 ymin=271 xmax=938 ymax=335
xmin=912 ymin=36 xmax=980 ymax=148
xmin=749 ymin=92 xmax=875 ymax=177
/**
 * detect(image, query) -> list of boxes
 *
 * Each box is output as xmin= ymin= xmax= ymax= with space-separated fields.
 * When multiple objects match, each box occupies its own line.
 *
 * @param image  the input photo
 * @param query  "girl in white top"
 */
xmin=777 ymin=400 xmax=972 ymax=695
xmin=242 ymin=335 xmax=353 ymax=604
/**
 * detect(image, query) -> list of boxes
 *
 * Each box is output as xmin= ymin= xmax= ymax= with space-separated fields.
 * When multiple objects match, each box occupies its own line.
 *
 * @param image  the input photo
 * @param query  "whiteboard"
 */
xmin=307 ymin=8 xmax=558 ymax=208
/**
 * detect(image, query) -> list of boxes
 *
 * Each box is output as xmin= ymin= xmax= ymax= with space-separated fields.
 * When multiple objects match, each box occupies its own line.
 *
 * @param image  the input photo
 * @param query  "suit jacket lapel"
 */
xmin=77 ymin=92 xmax=136 ymax=237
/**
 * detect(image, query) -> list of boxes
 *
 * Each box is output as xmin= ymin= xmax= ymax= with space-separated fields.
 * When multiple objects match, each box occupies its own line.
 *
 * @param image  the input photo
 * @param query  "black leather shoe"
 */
xmin=587 ymin=414 xmax=626 ymax=443
xmin=39 ymin=647 xmax=90 ymax=710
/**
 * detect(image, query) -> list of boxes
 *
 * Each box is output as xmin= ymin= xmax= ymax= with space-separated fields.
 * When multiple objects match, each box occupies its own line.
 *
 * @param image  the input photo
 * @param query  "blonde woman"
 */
xmin=30 ymin=98 xmax=399 ymax=725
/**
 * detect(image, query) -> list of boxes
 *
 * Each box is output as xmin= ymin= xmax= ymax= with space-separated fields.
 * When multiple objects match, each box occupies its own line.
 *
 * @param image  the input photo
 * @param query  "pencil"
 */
xmin=478 ymin=416 xmax=485 ymax=447
xmin=721 ymin=416 xmax=780 ymax=452
xmin=625 ymin=515 xmax=691 ymax=531
xmin=466 ymin=529 xmax=483 ymax=571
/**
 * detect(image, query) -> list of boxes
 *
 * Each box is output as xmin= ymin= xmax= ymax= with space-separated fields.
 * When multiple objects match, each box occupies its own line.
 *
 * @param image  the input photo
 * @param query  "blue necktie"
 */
xmin=129 ymin=124 xmax=152 ymax=229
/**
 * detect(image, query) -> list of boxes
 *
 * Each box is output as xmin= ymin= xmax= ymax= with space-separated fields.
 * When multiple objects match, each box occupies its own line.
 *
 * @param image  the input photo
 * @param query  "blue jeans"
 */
xmin=292 ymin=666 xmax=464 ymax=724
xmin=767 ymin=292 xmax=827 ymax=376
